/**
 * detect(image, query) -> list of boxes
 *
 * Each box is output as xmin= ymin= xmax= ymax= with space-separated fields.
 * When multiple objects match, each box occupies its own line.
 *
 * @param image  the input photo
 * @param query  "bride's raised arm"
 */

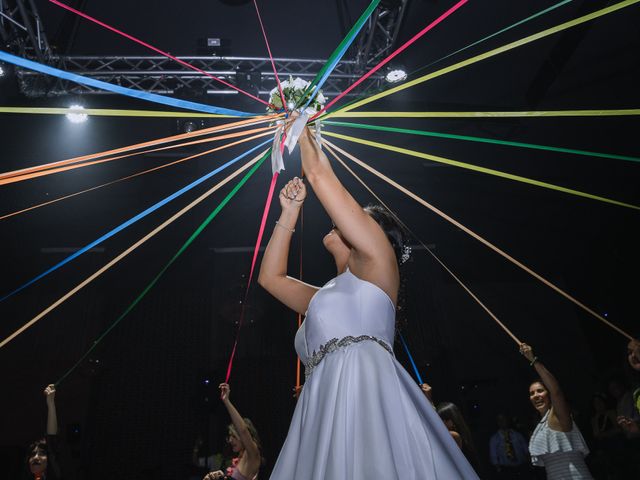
xmin=258 ymin=176 xmax=319 ymax=315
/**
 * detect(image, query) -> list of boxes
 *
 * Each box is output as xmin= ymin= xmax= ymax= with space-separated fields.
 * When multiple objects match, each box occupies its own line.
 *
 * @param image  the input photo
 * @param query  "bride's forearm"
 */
xmin=258 ymin=206 xmax=301 ymax=285
xmin=299 ymin=128 xmax=333 ymax=183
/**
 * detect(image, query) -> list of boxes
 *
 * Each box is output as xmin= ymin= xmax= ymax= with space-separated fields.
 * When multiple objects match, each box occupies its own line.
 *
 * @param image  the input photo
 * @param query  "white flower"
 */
xmin=316 ymin=92 xmax=326 ymax=104
xmin=292 ymin=77 xmax=310 ymax=89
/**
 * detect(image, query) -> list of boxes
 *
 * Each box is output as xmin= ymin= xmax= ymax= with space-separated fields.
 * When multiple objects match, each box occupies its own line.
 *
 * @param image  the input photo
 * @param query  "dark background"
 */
xmin=1 ymin=0 xmax=639 ymax=478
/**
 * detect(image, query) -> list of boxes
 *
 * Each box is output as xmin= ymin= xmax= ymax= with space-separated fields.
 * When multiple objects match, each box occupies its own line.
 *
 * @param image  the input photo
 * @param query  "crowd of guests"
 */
xmin=25 ymin=340 xmax=640 ymax=480
xmin=24 ymin=338 xmax=640 ymax=479
xmin=420 ymin=339 xmax=640 ymax=479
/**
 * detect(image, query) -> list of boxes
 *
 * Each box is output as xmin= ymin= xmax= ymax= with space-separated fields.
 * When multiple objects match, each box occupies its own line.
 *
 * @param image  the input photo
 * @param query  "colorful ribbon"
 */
xmin=323 ymin=139 xmax=633 ymax=341
xmin=0 ymin=127 xmax=275 ymax=186
xmin=0 ymin=50 xmax=257 ymax=117
xmin=55 ymin=153 xmax=269 ymax=383
xmin=226 ymin=169 xmax=280 ymax=382
xmin=322 ymin=131 xmax=640 ymax=211
xmin=0 ymin=106 xmax=236 ymax=118
xmin=49 ymin=0 xmax=270 ymax=106
xmin=399 ymin=333 xmax=424 ymax=385
xmin=0 ymin=138 xmax=273 ymax=303
xmin=0 ymin=115 xmax=275 ymax=181
xmin=332 ymin=0 xmax=640 ymax=114
xmin=327 ymin=109 xmax=640 ymax=118
xmin=299 ymin=0 xmax=380 ymax=110
xmin=323 ymin=121 xmax=640 ymax=164
xmin=312 ymin=0 xmax=467 ymax=119
xmin=324 ymin=142 xmax=522 ymax=345
xmin=1 ymin=150 xmax=269 ymax=351
xmin=412 ymin=0 xmax=575 ymax=74
xmin=253 ymin=0 xmax=286 ymax=109
xmin=0 ymin=130 xmax=275 ymax=221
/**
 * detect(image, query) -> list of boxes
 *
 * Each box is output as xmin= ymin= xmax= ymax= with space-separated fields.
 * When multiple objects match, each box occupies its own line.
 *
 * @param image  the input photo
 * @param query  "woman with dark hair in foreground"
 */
xmin=259 ymin=118 xmax=478 ymax=479
xmin=521 ymin=343 xmax=593 ymax=479
xmin=26 ymin=384 xmax=61 ymax=480
xmin=437 ymin=402 xmax=482 ymax=472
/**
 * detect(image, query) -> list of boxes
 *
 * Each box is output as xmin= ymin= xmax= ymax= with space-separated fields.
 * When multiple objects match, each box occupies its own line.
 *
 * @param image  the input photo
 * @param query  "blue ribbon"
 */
xmin=0 ymin=50 xmax=258 ymax=117
xmin=399 ymin=332 xmax=424 ymax=384
xmin=0 ymin=138 xmax=273 ymax=302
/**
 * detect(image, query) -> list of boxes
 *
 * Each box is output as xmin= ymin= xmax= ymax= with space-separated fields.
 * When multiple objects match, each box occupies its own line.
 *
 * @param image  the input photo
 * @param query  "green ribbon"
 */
xmin=323 ymin=120 xmax=640 ymax=164
xmin=56 ymin=150 xmax=269 ymax=386
xmin=411 ymin=0 xmax=575 ymax=76
xmin=296 ymin=0 xmax=380 ymax=108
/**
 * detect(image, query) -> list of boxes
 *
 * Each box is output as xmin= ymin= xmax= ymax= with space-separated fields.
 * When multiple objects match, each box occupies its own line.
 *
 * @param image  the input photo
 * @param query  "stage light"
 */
xmin=0 ymin=65 xmax=4 ymax=77
xmin=385 ymin=68 xmax=407 ymax=83
xmin=66 ymin=104 xmax=88 ymax=123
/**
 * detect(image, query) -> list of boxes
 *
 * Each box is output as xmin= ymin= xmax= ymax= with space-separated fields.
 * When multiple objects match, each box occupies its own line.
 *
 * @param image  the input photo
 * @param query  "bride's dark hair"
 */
xmin=363 ymin=204 xmax=409 ymax=265
xmin=363 ymin=204 xmax=411 ymax=330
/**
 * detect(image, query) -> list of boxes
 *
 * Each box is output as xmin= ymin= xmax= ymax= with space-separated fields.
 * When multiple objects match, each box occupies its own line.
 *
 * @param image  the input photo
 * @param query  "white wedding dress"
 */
xmin=269 ymin=269 xmax=479 ymax=479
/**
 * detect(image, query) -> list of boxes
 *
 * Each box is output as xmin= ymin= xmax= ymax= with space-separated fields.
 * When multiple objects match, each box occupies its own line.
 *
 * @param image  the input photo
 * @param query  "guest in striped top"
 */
xmin=520 ymin=343 xmax=593 ymax=479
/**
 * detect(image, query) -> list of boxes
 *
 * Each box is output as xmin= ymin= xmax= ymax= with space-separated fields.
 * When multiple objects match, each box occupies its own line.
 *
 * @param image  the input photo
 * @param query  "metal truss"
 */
xmin=15 ymin=55 xmax=386 ymax=98
xmin=350 ymin=0 xmax=409 ymax=74
xmin=4 ymin=0 xmax=409 ymax=99
xmin=0 ymin=0 xmax=51 ymax=62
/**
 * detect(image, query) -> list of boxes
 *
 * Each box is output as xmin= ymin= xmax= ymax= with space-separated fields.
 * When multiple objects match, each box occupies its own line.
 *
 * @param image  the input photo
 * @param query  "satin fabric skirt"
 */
xmin=270 ymin=341 xmax=479 ymax=479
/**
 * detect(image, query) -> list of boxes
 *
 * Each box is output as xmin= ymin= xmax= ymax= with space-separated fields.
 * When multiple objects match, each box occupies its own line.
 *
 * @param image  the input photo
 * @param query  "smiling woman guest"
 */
xmin=521 ymin=343 xmax=593 ymax=479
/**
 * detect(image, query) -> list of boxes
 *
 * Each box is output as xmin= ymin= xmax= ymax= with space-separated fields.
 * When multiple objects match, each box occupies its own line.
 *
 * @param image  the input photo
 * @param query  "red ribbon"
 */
xmin=253 ymin=0 xmax=287 ymax=109
xmin=311 ymin=0 xmax=468 ymax=120
xmin=225 ymin=171 xmax=280 ymax=382
xmin=49 ymin=0 xmax=270 ymax=106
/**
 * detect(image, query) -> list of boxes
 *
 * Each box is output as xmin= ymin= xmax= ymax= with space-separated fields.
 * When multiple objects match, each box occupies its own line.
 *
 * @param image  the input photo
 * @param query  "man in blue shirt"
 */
xmin=489 ymin=414 xmax=531 ymax=479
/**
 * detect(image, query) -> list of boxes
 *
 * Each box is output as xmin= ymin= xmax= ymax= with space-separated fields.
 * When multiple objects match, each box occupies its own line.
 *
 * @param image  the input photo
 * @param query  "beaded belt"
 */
xmin=305 ymin=335 xmax=394 ymax=379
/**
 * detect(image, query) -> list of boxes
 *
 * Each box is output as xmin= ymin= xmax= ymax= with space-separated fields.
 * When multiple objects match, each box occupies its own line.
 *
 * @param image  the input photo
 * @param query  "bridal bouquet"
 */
xmin=267 ymin=76 xmax=326 ymax=115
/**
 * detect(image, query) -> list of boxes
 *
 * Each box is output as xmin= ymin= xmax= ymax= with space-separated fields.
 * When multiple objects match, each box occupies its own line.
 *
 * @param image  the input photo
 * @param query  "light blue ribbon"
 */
xmin=0 ymin=137 xmax=273 ymax=302
xmin=399 ymin=332 xmax=424 ymax=384
xmin=0 ymin=50 xmax=258 ymax=117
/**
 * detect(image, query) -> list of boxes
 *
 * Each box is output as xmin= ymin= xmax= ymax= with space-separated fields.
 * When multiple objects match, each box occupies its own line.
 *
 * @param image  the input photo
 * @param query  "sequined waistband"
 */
xmin=305 ymin=335 xmax=394 ymax=379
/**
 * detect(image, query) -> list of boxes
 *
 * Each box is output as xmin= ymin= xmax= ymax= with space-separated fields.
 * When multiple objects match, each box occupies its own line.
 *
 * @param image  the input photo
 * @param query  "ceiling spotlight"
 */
xmin=66 ymin=104 xmax=88 ymax=123
xmin=385 ymin=68 xmax=407 ymax=83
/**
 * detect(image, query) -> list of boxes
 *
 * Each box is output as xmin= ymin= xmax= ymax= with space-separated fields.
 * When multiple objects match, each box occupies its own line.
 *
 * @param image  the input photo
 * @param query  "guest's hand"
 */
xmin=44 ymin=384 xmax=56 ymax=405
xmin=219 ymin=383 xmax=231 ymax=403
xmin=617 ymin=415 xmax=640 ymax=434
xmin=292 ymin=385 xmax=302 ymax=399
xmin=203 ymin=470 xmax=226 ymax=480
xmin=420 ymin=383 xmax=433 ymax=402
xmin=519 ymin=343 xmax=535 ymax=363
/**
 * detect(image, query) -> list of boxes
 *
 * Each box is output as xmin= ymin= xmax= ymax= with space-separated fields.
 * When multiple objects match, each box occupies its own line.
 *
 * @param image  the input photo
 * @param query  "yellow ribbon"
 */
xmin=328 ymin=109 xmax=640 ymax=118
xmin=329 ymin=0 xmax=640 ymax=114
xmin=0 ymin=151 xmax=267 ymax=349
xmin=323 ymin=142 xmax=522 ymax=345
xmin=323 ymin=139 xmax=633 ymax=340
xmin=322 ymin=131 xmax=640 ymax=211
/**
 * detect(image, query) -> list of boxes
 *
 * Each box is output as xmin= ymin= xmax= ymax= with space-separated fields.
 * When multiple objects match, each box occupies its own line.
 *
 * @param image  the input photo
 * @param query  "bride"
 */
xmin=258 ymin=120 xmax=478 ymax=479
